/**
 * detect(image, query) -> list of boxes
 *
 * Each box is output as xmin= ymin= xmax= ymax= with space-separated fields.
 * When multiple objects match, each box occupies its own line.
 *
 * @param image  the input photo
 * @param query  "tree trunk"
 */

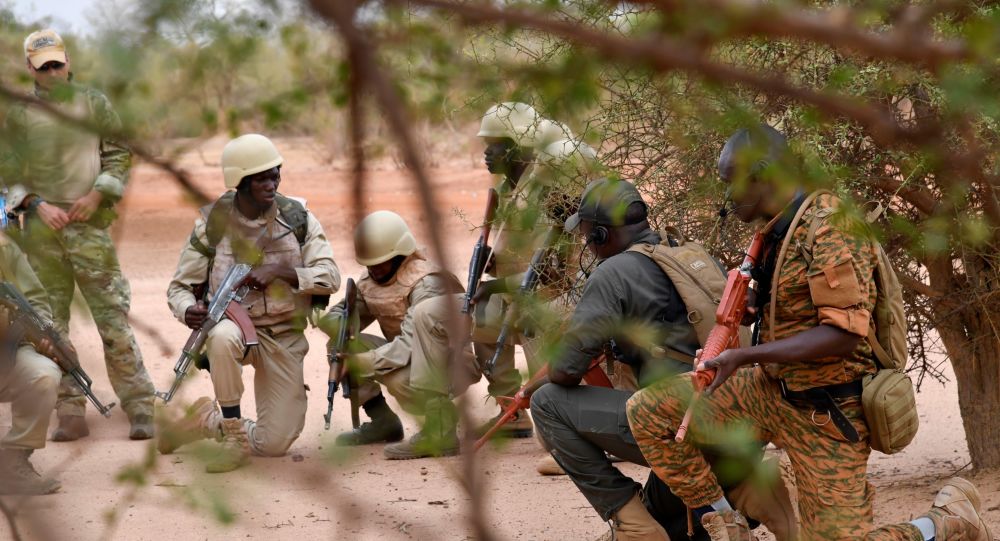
xmin=927 ymin=258 xmax=1000 ymax=470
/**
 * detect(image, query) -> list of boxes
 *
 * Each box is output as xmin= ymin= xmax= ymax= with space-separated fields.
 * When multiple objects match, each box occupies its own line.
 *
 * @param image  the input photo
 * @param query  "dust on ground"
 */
xmin=1 ymin=137 xmax=997 ymax=541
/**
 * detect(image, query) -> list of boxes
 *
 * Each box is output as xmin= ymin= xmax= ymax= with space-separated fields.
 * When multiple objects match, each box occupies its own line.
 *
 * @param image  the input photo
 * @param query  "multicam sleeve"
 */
xmin=0 ymin=104 xmax=29 ymax=209
xmin=0 ymin=240 xmax=53 ymax=322
xmin=88 ymin=90 xmax=131 ymax=201
xmin=804 ymin=201 xmax=876 ymax=338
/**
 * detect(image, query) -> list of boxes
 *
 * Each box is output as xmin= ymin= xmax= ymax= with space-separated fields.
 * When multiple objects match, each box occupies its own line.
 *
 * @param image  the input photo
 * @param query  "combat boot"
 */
xmin=536 ymin=454 xmax=566 ymax=476
xmin=475 ymin=408 xmax=533 ymax=439
xmin=205 ymin=418 xmax=250 ymax=473
xmin=601 ymin=492 xmax=669 ymax=541
xmin=384 ymin=396 xmax=459 ymax=460
xmin=51 ymin=415 xmax=89 ymax=442
xmin=129 ymin=414 xmax=155 ymax=440
xmin=157 ymin=397 xmax=222 ymax=455
xmin=0 ymin=449 xmax=61 ymax=495
xmin=701 ymin=509 xmax=751 ymax=541
xmin=921 ymin=477 xmax=991 ymax=541
xmin=336 ymin=398 xmax=404 ymax=446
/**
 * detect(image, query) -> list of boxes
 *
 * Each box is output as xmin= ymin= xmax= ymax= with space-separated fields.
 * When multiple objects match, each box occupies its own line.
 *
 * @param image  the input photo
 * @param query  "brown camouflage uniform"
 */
xmin=626 ymin=194 xmax=922 ymax=540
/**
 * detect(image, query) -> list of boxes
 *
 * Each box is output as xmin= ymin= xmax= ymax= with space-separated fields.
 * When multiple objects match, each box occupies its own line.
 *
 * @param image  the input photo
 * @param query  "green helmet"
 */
xmin=354 ymin=210 xmax=418 ymax=266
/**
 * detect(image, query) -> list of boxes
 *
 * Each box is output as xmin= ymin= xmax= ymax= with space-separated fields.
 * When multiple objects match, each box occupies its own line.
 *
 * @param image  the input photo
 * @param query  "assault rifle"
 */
xmin=484 ymin=226 xmax=562 ymax=376
xmin=324 ymin=277 xmax=358 ymax=430
xmin=462 ymin=188 xmax=500 ymax=316
xmin=0 ymin=281 xmax=115 ymax=416
xmin=675 ymin=232 xmax=764 ymax=442
xmin=475 ymin=354 xmax=612 ymax=451
xmin=156 ymin=263 xmax=258 ymax=403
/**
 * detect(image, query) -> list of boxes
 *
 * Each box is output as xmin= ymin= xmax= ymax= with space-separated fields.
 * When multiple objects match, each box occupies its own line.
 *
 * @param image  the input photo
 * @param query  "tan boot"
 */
xmin=475 ymin=408 xmax=533 ymax=439
xmin=535 ymin=454 xmax=566 ymax=476
xmin=922 ymin=477 xmax=991 ymax=541
xmin=0 ymin=449 xmax=61 ymax=495
xmin=702 ymin=510 xmax=751 ymax=541
xmin=727 ymin=457 xmax=798 ymax=541
xmin=51 ymin=415 xmax=89 ymax=442
xmin=156 ymin=397 xmax=221 ymax=455
xmin=129 ymin=414 xmax=155 ymax=441
xmin=205 ymin=418 xmax=250 ymax=473
xmin=384 ymin=396 xmax=459 ymax=460
xmin=607 ymin=492 xmax=669 ymax=541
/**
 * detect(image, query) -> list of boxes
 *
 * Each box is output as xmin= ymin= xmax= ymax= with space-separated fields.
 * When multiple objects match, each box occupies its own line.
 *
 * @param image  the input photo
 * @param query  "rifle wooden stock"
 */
xmin=325 ymin=278 xmax=358 ymax=430
xmin=475 ymin=355 xmax=611 ymax=451
xmin=462 ymin=187 xmax=500 ymax=316
xmin=676 ymin=232 xmax=764 ymax=442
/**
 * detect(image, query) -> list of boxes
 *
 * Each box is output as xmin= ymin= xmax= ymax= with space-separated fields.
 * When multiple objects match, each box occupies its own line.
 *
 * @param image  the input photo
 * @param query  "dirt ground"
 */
xmin=1 ymin=137 xmax=998 ymax=541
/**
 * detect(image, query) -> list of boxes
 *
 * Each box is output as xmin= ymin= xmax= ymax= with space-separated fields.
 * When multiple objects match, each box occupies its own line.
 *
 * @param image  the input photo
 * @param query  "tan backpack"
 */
xmin=628 ymin=227 xmax=752 ymax=357
xmin=774 ymin=190 xmax=916 ymax=454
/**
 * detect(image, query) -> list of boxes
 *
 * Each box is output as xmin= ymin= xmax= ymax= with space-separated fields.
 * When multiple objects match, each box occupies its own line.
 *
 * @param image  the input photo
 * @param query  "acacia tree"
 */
xmin=313 ymin=0 xmax=1000 ymax=470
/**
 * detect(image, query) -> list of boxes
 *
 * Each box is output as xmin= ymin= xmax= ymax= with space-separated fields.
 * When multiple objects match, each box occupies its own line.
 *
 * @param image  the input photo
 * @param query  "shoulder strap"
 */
xmin=767 ymin=189 xmax=832 ymax=342
xmin=275 ymin=194 xmax=309 ymax=246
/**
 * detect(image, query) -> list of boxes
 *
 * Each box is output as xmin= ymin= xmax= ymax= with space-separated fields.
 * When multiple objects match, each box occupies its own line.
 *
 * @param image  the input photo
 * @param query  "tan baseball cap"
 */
xmin=24 ymin=29 xmax=67 ymax=69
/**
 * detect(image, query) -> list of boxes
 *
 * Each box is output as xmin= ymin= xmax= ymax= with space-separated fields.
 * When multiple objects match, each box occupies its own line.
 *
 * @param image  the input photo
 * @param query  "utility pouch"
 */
xmin=861 ymin=368 xmax=918 ymax=454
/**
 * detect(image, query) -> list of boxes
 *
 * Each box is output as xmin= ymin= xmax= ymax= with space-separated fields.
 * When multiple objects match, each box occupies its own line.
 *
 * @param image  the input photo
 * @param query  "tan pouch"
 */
xmin=861 ymin=369 xmax=918 ymax=454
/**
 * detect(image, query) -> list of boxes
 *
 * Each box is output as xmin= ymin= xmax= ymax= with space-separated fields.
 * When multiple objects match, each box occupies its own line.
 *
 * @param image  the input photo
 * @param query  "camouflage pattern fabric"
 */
xmin=761 ymin=193 xmax=878 ymax=390
xmin=20 ymin=217 xmax=154 ymax=418
xmin=626 ymin=195 xmax=922 ymax=540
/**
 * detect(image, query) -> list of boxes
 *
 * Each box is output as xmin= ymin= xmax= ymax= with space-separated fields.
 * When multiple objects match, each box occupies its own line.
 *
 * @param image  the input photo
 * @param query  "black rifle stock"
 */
xmin=461 ymin=187 xmax=499 ymax=316
xmin=0 ymin=281 xmax=116 ymax=416
xmin=156 ymin=263 xmax=254 ymax=403
xmin=325 ymin=277 xmax=358 ymax=430
xmin=484 ymin=226 xmax=562 ymax=376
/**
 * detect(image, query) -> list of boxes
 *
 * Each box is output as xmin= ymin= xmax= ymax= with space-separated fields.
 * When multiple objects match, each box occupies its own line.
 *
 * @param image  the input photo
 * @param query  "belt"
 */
xmin=778 ymin=379 xmax=863 ymax=443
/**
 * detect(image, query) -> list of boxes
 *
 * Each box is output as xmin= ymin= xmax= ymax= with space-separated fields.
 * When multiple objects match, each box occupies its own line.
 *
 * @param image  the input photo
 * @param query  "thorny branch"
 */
xmin=0 ymin=83 xmax=211 ymax=206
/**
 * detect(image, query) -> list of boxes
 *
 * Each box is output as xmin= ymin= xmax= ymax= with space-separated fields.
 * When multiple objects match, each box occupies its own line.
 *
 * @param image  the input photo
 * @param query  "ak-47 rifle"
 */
xmin=0 ymin=281 xmax=116 ymax=416
xmin=675 ymin=232 xmax=764 ymax=442
xmin=475 ymin=354 xmax=612 ymax=451
xmin=324 ymin=277 xmax=358 ymax=430
xmin=156 ymin=263 xmax=258 ymax=403
xmin=484 ymin=226 xmax=563 ymax=376
xmin=462 ymin=188 xmax=500 ymax=316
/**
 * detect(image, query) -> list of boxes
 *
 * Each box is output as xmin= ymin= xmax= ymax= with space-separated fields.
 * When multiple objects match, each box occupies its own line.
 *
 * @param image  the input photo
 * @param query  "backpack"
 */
xmin=628 ymin=227 xmax=752 ymax=356
xmin=188 ymin=191 xmax=330 ymax=310
xmin=775 ymin=190 xmax=915 ymax=454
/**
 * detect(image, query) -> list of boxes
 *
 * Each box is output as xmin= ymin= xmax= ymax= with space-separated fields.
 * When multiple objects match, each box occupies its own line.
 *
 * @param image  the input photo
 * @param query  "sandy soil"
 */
xmin=1 ymin=137 xmax=998 ymax=541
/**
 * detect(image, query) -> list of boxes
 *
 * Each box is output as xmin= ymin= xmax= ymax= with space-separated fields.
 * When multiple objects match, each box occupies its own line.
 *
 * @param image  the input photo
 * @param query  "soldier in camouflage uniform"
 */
xmin=626 ymin=125 xmax=991 ymax=541
xmin=0 ymin=29 xmax=155 ymax=441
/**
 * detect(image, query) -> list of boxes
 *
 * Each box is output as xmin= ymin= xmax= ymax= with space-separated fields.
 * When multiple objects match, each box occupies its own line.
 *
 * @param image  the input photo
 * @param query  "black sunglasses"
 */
xmin=36 ymin=61 xmax=66 ymax=72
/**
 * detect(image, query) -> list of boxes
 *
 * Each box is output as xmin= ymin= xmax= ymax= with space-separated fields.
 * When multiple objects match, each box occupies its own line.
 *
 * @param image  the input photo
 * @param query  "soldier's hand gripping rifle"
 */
xmin=475 ymin=354 xmax=613 ymax=451
xmin=675 ymin=232 xmax=764 ymax=442
xmin=156 ymin=263 xmax=258 ymax=403
xmin=0 ymin=281 xmax=116 ymax=416
xmin=324 ymin=277 xmax=358 ymax=430
xmin=462 ymin=188 xmax=500 ymax=316
xmin=484 ymin=226 xmax=562 ymax=376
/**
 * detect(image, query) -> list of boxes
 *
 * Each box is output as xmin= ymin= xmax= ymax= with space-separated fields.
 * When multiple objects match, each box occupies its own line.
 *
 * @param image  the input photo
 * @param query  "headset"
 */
xmin=586 ymin=224 xmax=610 ymax=246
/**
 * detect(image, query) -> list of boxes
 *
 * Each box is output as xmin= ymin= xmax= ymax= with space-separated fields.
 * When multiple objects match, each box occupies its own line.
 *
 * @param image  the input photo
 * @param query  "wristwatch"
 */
xmin=25 ymin=197 xmax=44 ymax=212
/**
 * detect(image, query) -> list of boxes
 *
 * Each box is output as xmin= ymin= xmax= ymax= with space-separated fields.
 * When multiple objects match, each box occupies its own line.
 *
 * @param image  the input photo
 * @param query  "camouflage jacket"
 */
xmin=761 ymin=193 xmax=879 ymax=391
xmin=1 ymin=82 xmax=131 ymax=208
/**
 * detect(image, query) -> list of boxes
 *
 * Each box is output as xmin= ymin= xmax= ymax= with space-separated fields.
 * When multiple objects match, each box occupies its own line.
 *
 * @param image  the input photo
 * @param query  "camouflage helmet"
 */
xmin=477 ymin=102 xmax=542 ymax=146
xmin=354 ymin=210 xmax=418 ymax=266
xmin=221 ymin=134 xmax=283 ymax=189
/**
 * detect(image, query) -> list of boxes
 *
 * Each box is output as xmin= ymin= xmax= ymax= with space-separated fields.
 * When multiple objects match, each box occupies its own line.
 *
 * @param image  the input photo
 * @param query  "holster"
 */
xmin=778 ymin=379 xmax=863 ymax=443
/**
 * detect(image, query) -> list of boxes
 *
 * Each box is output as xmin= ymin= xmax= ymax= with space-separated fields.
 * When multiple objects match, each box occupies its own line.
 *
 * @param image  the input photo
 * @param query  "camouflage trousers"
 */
xmin=20 ymin=218 xmax=154 ymax=419
xmin=626 ymin=366 xmax=923 ymax=540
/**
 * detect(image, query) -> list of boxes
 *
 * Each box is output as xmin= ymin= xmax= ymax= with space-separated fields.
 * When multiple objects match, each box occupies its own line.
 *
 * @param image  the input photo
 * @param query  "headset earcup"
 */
xmin=590 ymin=225 xmax=609 ymax=246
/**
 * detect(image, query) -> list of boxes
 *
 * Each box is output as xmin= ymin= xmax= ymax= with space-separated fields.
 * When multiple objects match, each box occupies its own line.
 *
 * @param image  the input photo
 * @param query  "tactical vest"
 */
xmin=357 ymin=250 xmax=460 ymax=340
xmin=191 ymin=192 xmax=326 ymax=326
